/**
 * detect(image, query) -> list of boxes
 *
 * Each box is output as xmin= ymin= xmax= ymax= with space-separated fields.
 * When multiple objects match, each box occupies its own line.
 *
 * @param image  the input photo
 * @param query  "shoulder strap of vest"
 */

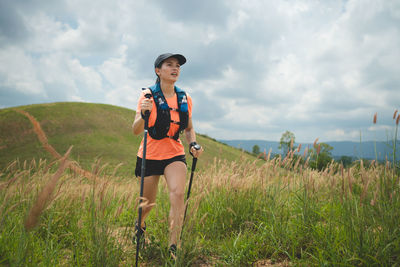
xmin=171 ymin=86 xmax=189 ymax=140
xmin=174 ymin=86 xmax=188 ymax=112
xmin=149 ymin=83 xmax=169 ymax=110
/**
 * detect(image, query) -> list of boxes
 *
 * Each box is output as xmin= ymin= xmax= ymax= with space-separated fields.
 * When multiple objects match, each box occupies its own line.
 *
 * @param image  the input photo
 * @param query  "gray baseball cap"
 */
xmin=154 ymin=53 xmax=186 ymax=68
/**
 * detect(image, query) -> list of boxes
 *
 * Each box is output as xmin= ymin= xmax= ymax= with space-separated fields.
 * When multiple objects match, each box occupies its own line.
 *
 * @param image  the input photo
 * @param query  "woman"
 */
xmin=132 ymin=53 xmax=203 ymax=256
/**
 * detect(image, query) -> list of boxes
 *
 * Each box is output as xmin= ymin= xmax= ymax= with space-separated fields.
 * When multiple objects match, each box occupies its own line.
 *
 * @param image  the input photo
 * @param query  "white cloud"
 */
xmin=0 ymin=0 xmax=399 ymax=142
xmin=99 ymin=45 xmax=154 ymax=109
xmin=0 ymin=47 xmax=44 ymax=95
xmin=324 ymin=129 xmax=347 ymax=141
xmin=368 ymin=125 xmax=393 ymax=132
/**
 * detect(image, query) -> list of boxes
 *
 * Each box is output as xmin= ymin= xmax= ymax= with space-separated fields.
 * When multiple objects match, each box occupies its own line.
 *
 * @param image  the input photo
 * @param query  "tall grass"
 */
xmin=1 ymin=148 xmax=399 ymax=266
xmin=0 ymin=157 xmax=138 ymax=266
xmin=1 ymin=110 xmax=400 ymax=266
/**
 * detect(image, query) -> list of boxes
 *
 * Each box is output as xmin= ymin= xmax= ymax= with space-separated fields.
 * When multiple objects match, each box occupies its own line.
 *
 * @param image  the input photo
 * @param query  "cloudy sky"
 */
xmin=1 ymin=0 xmax=399 ymax=143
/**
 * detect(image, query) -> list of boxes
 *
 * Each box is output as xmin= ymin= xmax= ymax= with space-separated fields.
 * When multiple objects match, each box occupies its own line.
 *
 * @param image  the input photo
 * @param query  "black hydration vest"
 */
xmin=147 ymin=83 xmax=189 ymax=141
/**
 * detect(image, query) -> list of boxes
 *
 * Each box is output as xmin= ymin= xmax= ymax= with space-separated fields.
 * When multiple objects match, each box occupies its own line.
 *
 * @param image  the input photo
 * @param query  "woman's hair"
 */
xmin=155 ymin=62 xmax=162 ymax=84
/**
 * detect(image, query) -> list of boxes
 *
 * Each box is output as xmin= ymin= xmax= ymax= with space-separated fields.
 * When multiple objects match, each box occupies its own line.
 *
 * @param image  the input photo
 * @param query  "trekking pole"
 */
xmin=135 ymin=91 xmax=151 ymax=267
xmin=183 ymin=143 xmax=201 ymax=223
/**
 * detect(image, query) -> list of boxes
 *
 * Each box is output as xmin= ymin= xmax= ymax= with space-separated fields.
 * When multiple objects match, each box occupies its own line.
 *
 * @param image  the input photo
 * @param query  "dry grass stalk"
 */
xmin=183 ymin=191 xmax=206 ymax=232
xmin=111 ymin=163 xmax=124 ymax=177
xmin=397 ymin=114 xmax=400 ymax=125
xmin=305 ymin=173 xmax=314 ymax=192
xmin=46 ymin=177 xmax=68 ymax=209
xmin=91 ymin=159 xmax=103 ymax=176
xmin=371 ymin=186 xmax=378 ymax=206
xmin=394 ymin=110 xmax=398 ymax=120
xmin=303 ymin=146 xmax=309 ymax=158
xmin=43 ymin=159 xmax=59 ymax=174
xmin=15 ymin=109 xmax=62 ymax=159
xmin=198 ymin=212 xmax=208 ymax=227
xmin=29 ymin=158 xmax=37 ymax=170
xmin=81 ymin=187 xmax=89 ymax=204
xmin=329 ymin=161 xmax=337 ymax=175
xmin=114 ymin=199 xmax=125 ymax=218
xmin=340 ymin=164 xmax=346 ymax=199
xmin=322 ymin=167 xmax=329 ymax=177
xmin=277 ymin=155 xmax=282 ymax=167
xmin=137 ymin=197 xmax=156 ymax=210
xmin=262 ymin=149 xmax=267 ymax=160
xmin=373 ymin=113 xmax=377 ymax=124
xmin=69 ymin=163 xmax=96 ymax=180
xmin=288 ymin=150 xmax=294 ymax=160
xmin=329 ymin=173 xmax=337 ymax=190
xmin=370 ymin=160 xmax=375 ymax=168
xmin=24 ymin=146 xmax=72 ymax=231
xmin=313 ymin=138 xmax=319 ymax=148
xmin=267 ymin=148 xmax=272 ymax=161
xmin=0 ymin=202 xmax=20 ymax=227
xmin=347 ymin=168 xmax=353 ymax=196
xmin=360 ymin=173 xmax=370 ymax=205
xmin=97 ymin=180 xmax=110 ymax=214
xmin=6 ymin=160 xmax=18 ymax=173
xmin=15 ymin=109 xmax=97 ymax=181
xmin=0 ymin=192 xmax=11 ymax=219
xmin=385 ymin=159 xmax=390 ymax=172
xmin=38 ymin=158 xmax=47 ymax=170
xmin=282 ymin=155 xmax=288 ymax=166
xmin=293 ymin=156 xmax=301 ymax=171
xmin=0 ymin=171 xmax=26 ymax=190
xmin=304 ymin=156 xmax=310 ymax=168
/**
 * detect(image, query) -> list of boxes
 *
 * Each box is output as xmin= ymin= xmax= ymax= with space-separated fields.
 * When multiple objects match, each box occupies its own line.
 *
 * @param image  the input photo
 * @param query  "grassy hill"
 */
xmin=0 ymin=102 xmax=255 ymax=176
xmin=1 ymin=103 xmax=400 ymax=266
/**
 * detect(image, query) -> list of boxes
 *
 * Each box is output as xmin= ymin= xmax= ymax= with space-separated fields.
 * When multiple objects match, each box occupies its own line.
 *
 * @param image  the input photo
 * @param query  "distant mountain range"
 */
xmin=219 ymin=139 xmax=400 ymax=161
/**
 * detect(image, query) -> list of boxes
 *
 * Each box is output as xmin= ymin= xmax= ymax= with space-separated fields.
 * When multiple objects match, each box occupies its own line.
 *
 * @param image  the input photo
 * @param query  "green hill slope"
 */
xmin=0 ymin=102 xmax=255 ymax=176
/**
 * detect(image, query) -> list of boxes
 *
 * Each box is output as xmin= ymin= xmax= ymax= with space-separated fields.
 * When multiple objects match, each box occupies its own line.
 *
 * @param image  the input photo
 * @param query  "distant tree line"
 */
xmin=251 ymin=131 xmax=360 ymax=170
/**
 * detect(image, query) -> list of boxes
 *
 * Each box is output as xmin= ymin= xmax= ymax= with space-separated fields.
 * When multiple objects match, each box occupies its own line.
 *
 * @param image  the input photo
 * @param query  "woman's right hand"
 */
xmin=140 ymin=89 xmax=153 ymax=115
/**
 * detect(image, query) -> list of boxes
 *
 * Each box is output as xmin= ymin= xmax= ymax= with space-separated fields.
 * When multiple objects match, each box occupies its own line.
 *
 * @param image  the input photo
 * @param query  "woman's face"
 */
xmin=155 ymin=57 xmax=181 ymax=83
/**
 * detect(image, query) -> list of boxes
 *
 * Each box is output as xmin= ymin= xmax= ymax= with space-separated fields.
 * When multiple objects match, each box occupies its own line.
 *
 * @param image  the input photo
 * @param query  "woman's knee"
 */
xmin=169 ymin=186 xmax=185 ymax=202
xmin=165 ymin=163 xmax=186 ymax=200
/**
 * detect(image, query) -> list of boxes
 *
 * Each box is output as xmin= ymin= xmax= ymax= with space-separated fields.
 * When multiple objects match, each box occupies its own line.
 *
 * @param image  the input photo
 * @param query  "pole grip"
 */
xmin=142 ymin=88 xmax=152 ymax=118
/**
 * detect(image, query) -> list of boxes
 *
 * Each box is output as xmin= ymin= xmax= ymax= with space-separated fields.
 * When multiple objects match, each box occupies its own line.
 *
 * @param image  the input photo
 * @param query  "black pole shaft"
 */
xmin=135 ymin=94 xmax=151 ymax=267
xmin=183 ymin=157 xmax=197 ymax=223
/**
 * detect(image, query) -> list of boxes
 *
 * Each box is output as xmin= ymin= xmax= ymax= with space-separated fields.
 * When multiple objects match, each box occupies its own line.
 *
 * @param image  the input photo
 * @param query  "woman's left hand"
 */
xmin=190 ymin=143 xmax=203 ymax=158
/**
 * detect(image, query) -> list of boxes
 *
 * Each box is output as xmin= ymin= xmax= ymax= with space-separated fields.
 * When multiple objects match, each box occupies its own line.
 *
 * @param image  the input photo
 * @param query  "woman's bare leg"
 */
xmin=138 ymin=175 xmax=160 ymax=228
xmin=164 ymin=161 xmax=187 ymax=246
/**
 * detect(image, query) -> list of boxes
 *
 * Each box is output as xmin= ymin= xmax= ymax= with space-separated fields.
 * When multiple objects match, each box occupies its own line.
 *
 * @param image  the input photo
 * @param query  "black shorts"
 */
xmin=135 ymin=155 xmax=186 ymax=177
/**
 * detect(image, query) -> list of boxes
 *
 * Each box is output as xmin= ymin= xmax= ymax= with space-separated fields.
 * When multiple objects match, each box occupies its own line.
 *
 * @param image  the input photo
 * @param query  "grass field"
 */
xmin=1 ymin=103 xmax=399 ymax=266
xmin=1 ymin=148 xmax=399 ymax=266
